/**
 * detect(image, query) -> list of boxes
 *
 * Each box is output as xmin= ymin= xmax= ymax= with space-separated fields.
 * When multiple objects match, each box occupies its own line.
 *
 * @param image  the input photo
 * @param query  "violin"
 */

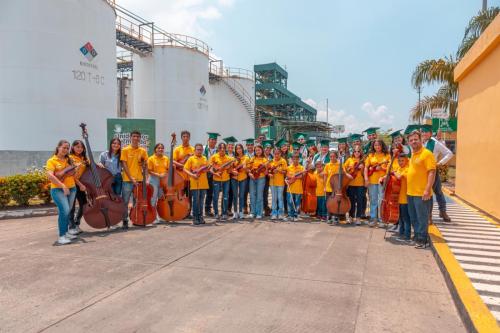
xmin=231 ymin=157 xmax=244 ymax=179
xmin=347 ymin=161 xmax=363 ymax=178
xmin=55 ymin=165 xmax=78 ymax=181
xmin=130 ymin=162 xmax=156 ymax=226
xmin=175 ymin=153 xmax=194 ymax=171
xmin=78 ymin=124 xmax=125 ymax=229
xmin=367 ymin=160 xmax=389 ymax=177
xmin=211 ymin=159 xmax=235 ymax=175
xmin=157 ymin=133 xmax=190 ymax=221
xmin=251 ymin=160 xmax=270 ymax=179
xmin=192 ymin=163 xmax=212 ymax=177
xmin=285 ymin=170 xmax=307 ymax=185
xmin=326 ymin=156 xmax=351 ymax=216
xmin=379 ymin=143 xmax=403 ymax=224
xmin=301 ymin=165 xmax=317 ymax=214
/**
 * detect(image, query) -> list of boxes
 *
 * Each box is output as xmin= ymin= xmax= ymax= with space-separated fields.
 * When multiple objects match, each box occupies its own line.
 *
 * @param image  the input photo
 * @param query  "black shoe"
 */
xmin=186 ymin=214 xmax=193 ymax=220
xmin=122 ymin=222 xmax=129 ymax=230
xmin=415 ymin=241 xmax=427 ymax=249
xmin=193 ymin=219 xmax=200 ymax=225
xmin=200 ymin=217 xmax=206 ymax=224
xmin=440 ymin=211 xmax=452 ymax=222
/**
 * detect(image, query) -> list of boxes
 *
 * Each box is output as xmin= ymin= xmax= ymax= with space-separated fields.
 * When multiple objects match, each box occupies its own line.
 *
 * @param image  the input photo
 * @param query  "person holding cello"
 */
xmin=322 ymin=150 xmax=340 ymax=224
xmin=286 ymin=152 xmax=305 ymax=221
xmin=147 ymin=143 xmax=169 ymax=224
xmin=344 ymin=144 xmax=365 ymax=225
xmin=184 ymin=143 xmax=210 ymax=225
xmin=98 ymin=138 xmax=123 ymax=196
xmin=120 ymin=130 xmax=148 ymax=230
xmin=68 ymin=140 xmax=89 ymax=234
xmin=173 ymin=130 xmax=195 ymax=218
xmin=268 ymin=147 xmax=287 ymax=221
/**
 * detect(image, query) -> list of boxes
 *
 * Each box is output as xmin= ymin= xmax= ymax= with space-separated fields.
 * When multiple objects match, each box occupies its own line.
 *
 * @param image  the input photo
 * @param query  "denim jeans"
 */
xmin=69 ymin=187 xmax=87 ymax=228
xmin=213 ymin=180 xmax=230 ymax=216
xmin=249 ymin=177 xmax=266 ymax=216
xmin=121 ymin=181 xmax=135 ymax=222
xmin=270 ymin=185 xmax=284 ymax=217
xmin=368 ymin=184 xmax=381 ymax=221
xmin=287 ymin=193 xmax=302 ymax=218
xmin=316 ymin=195 xmax=327 ymax=218
xmin=51 ymin=187 xmax=77 ymax=237
xmin=408 ymin=195 xmax=432 ymax=242
xmin=191 ymin=189 xmax=206 ymax=220
xmin=149 ymin=175 xmax=164 ymax=207
xmin=347 ymin=186 xmax=364 ymax=218
xmin=205 ymin=173 xmax=214 ymax=213
xmin=112 ymin=173 xmax=123 ymax=196
xmin=230 ymin=178 xmax=247 ymax=214
xmin=432 ymin=172 xmax=447 ymax=212
xmin=399 ymin=203 xmax=412 ymax=239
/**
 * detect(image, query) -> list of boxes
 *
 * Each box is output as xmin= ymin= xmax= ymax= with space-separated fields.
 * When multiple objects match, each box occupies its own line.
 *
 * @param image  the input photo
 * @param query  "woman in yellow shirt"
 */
xmin=269 ymin=148 xmax=288 ymax=220
xmin=46 ymin=140 xmax=78 ymax=245
xmin=147 ymin=143 xmax=169 ymax=224
xmin=209 ymin=142 xmax=234 ymax=220
xmin=344 ymin=144 xmax=365 ymax=225
xmin=314 ymin=160 xmax=327 ymax=221
xmin=363 ymin=139 xmax=390 ymax=227
xmin=68 ymin=140 xmax=89 ymax=234
xmin=323 ymin=150 xmax=352 ymax=224
xmin=248 ymin=145 xmax=268 ymax=219
xmin=184 ymin=143 xmax=210 ymax=225
xmin=229 ymin=143 xmax=249 ymax=220
xmin=286 ymin=154 xmax=305 ymax=221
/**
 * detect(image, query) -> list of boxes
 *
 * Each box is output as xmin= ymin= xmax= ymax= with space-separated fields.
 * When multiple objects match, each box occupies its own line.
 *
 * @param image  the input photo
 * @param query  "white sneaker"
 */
xmin=239 ymin=213 xmax=245 ymax=219
xmin=153 ymin=218 xmax=161 ymax=225
xmin=247 ymin=214 xmax=255 ymax=219
xmin=67 ymin=228 xmax=78 ymax=236
xmin=295 ymin=217 xmax=302 ymax=221
xmin=75 ymin=226 xmax=83 ymax=234
xmin=270 ymin=215 xmax=277 ymax=220
xmin=64 ymin=233 xmax=77 ymax=240
xmin=355 ymin=219 xmax=361 ymax=226
xmin=282 ymin=217 xmax=288 ymax=221
xmin=256 ymin=215 xmax=263 ymax=219
xmin=346 ymin=216 xmax=352 ymax=224
xmin=378 ymin=222 xmax=386 ymax=228
xmin=231 ymin=213 xmax=239 ymax=220
xmin=57 ymin=236 xmax=71 ymax=245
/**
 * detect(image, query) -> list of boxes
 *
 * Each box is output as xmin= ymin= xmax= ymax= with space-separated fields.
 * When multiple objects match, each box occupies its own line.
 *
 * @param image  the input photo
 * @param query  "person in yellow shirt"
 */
xmin=46 ymin=140 xmax=77 ymax=245
xmin=209 ymin=142 xmax=234 ymax=220
xmin=120 ymin=130 xmax=149 ymax=229
xmin=68 ymin=140 xmax=89 ymax=235
xmin=268 ymin=148 xmax=288 ymax=220
xmin=344 ymin=144 xmax=365 ymax=225
xmin=407 ymin=130 xmax=436 ymax=249
xmin=248 ymin=145 xmax=268 ymax=219
xmin=184 ymin=143 xmax=210 ymax=225
xmin=229 ymin=143 xmax=249 ymax=220
xmin=286 ymin=154 xmax=305 ymax=221
xmin=173 ymin=130 xmax=195 ymax=219
xmin=314 ymin=160 xmax=327 ymax=221
xmin=391 ymin=154 xmax=411 ymax=243
xmin=323 ymin=150 xmax=352 ymax=224
xmin=147 ymin=143 xmax=169 ymax=224
xmin=363 ymin=139 xmax=390 ymax=227
xmin=224 ymin=136 xmax=238 ymax=217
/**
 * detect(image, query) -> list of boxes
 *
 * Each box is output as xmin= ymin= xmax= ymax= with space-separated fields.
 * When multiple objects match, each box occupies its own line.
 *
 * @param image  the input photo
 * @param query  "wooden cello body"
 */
xmin=326 ymin=157 xmax=351 ymax=216
xmin=379 ymin=144 xmax=402 ymax=224
xmin=157 ymin=133 xmax=190 ymax=221
xmin=301 ymin=169 xmax=317 ymax=214
xmin=78 ymin=124 xmax=125 ymax=229
xmin=130 ymin=163 xmax=156 ymax=226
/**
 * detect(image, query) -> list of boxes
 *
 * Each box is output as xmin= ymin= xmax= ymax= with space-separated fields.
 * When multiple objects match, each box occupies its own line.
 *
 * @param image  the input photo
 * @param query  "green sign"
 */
xmin=107 ymin=118 xmax=156 ymax=155
xmin=432 ymin=117 xmax=457 ymax=133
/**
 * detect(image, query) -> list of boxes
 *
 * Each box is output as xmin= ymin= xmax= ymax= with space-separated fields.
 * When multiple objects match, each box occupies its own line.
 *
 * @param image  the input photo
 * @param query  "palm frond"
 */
xmin=411 ymin=57 xmax=456 ymax=89
xmin=410 ymin=91 xmax=458 ymax=121
xmin=457 ymin=35 xmax=479 ymax=59
xmin=463 ymin=7 xmax=500 ymax=41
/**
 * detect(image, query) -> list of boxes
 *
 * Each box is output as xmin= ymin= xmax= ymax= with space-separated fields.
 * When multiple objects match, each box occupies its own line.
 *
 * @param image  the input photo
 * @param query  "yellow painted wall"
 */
xmin=454 ymin=14 xmax=500 ymax=219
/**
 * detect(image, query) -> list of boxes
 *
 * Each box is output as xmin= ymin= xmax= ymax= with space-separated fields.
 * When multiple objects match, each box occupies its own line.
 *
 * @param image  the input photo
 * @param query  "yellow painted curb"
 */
xmin=429 ymin=225 xmax=500 ymax=332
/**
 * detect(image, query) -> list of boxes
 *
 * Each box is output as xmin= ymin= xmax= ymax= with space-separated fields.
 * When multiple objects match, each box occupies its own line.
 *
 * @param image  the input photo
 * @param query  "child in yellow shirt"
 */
xmin=269 ymin=149 xmax=288 ymax=220
xmin=394 ymin=154 xmax=411 ymax=242
xmin=286 ymin=154 xmax=305 ymax=221
xmin=314 ymin=161 xmax=327 ymax=221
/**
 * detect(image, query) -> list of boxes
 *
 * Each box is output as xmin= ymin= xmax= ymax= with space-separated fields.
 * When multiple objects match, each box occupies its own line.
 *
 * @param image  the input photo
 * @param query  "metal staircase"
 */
xmin=222 ymin=78 xmax=255 ymax=121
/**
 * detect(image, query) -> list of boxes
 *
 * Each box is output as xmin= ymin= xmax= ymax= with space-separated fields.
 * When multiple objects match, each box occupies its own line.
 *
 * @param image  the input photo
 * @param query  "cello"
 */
xmin=78 ymin=124 xmax=125 ymax=229
xmin=157 ymin=133 xmax=190 ymax=221
xmin=326 ymin=156 xmax=351 ymax=216
xmin=129 ymin=162 xmax=156 ymax=226
xmin=301 ymin=158 xmax=317 ymax=214
xmin=379 ymin=143 xmax=403 ymax=225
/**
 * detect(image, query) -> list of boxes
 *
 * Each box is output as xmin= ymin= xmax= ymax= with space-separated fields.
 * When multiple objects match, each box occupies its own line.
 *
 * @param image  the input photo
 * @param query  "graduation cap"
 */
xmin=291 ymin=141 xmax=301 ymax=149
xmin=262 ymin=140 xmax=274 ymax=148
xmin=306 ymin=139 xmax=316 ymax=148
xmin=389 ymin=129 xmax=403 ymax=138
xmin=223 ymin=136 xmax=237 ymax=144
xmin=320 ymin=139 xmax=330 ymax=147
xmin=404 ymin=125 xmax=419 ymax=135
xmin=293 ymin=132 xmax=307 ymax=141
xmin=363 ymin=127 xmax=380 ymax=135
xmin=420 ymin=124 xmax=433 ymax=133
xmin=207 ymin=132 xmax=221 ymax=139
xmin=275 ymin=138 xmax=287 ymax=148
xmin=243 ymin=138 xmax=255 ymax=145
xmin=337 ymin=137 xmax=348 ymax=144
xmin=398 ymin=153 xmax=409 ymax=158
xmin=349 ymin=134 xmax=363 ymax=142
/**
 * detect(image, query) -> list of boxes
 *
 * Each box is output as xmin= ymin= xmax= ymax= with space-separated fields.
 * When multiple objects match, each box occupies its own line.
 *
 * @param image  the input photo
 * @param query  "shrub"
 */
xmin=27 ymin=167 xmax=51 ymax=204
xmin=5 ymin=174 xmax=41 ymax=206
xmin=0 ymin=178 xmax=9 ymax=208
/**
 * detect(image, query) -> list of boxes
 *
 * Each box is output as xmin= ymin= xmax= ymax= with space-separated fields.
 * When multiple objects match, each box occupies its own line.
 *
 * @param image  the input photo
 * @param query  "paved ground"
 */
xmin=0 ymin=215 xmax=465 ymax=333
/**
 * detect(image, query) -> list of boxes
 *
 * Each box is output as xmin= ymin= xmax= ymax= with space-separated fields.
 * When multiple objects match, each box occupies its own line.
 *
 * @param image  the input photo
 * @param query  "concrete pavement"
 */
xmin=0 ymin=216 xmax=465 ymax=333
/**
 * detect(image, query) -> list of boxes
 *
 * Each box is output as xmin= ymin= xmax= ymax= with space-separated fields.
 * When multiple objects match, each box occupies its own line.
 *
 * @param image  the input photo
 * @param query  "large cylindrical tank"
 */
xmin=0 ymin=0 xmax=116 ymax=154
xmin=133 ymin=45 xmax=210 ymax=146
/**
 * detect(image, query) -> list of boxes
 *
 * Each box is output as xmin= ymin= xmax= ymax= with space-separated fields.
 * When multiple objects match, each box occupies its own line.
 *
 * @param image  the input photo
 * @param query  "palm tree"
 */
xmin=410 ymin=7 xmax=499 ymax=121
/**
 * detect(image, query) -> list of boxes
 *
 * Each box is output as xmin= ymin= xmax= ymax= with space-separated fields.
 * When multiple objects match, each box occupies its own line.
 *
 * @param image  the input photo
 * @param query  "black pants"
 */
xmin=228 ymin=179 xmax=234 ymax=212
xmin=69 ymin=187 xmax=87 ymax=228
xmin=283 ymin=184 xmax=288 ymax=214
xmin=347 ymin=186 xmax=364 ymax=218
xmin=205 ymin=173 xmax=214 ymax=214
xmin=263 ymin=176 xmax=270 ymax=211
xmin=243 ymin=177 xmax=250 ymax=210
xmin=360 ymin=186 xmax=368 ymax=217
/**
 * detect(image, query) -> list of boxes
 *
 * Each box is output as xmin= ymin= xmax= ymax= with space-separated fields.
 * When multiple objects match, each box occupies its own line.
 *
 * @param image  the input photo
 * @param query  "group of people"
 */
xmin=46 ymin=124 xmax=454 ymax=249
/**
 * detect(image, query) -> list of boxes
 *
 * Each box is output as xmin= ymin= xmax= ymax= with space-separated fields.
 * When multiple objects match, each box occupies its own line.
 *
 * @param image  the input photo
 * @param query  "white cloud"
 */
xmin=361 ymin=102 xmax=395 ymax=125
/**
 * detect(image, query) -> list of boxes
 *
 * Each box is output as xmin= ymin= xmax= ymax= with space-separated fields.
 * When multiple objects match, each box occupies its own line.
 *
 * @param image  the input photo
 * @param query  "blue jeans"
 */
xmin=249 ymin=177 xmax=266 ymax=216
xmin=347 ymin=186 xmax=364 ymax=218
xmin=213 ymin=180 xmax=230 ymax=216
xmin=316 ymin=195 xmax=327 ymax=218
xmin=408 ymin=195 xmax=432 ymax=242
xmin=287 ymin=193 xmax=302 ymax=218
xmin=368 ymin=184 xmax=381 ymax=221
xmin=121 ymin=181 xmax=135 ymax=222
xmin=112 ymin=173 xmax=123 ymax=196
xmin=399 ymin=203 xmax=411 ymax=239
xmin=51 ymin=187 xmax=77 ymax=237
xmin=149 ymin=175 xmax=164 ymax=207
xmin=270 ymin=185 xmax=284 ymax=217
xmin=191 ymin=189 xmax=206 ymax=220
xmin=432 ymin=172 xmax=447 ymax=212
xmin=231 ymin=178 xmax=247 ymax=214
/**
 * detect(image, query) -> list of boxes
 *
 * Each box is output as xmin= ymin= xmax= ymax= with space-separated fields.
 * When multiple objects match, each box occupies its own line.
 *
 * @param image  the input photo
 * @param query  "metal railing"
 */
xmin=153 ymin=32 xmax=209 ymax=55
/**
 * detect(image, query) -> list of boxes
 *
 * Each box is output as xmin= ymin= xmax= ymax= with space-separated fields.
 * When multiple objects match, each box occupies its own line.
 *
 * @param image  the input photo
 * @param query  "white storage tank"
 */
xmin=0 ymin=0 xmax=116 ymax=174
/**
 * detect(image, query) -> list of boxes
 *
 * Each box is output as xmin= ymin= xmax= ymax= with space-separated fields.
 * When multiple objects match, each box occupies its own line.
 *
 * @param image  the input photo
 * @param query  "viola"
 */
xmin=130 ymin=162 xmax=156 ymax=226
xmin=157 ymin=133 xmax=190 ymax=221
xmin=367 ymin=160 xmax=389 ymax=177
xmin=78 ymin=124 xmax=126 ymax=229
xmin=192 ymin=163 xmax=212 ymax=177
xmin=379 ymin=143 xmax=403 ymax=224
xmin=327 ymin=157 xmax=351 ymax=216
xmin=301 ymin=167 xmax=317 ymax=214
xmin=231 ymin=157 xmax=244 ymax=179
xmin=211 ymin=158 xmax=235 ymax=174
xmin=347 ymin=161 xmax=363 ymax=178
xmin=55 ymin=165 xmax=78 ymax=181
xmin=285 ymin=170 xmax=307 ymax=185
xmin=251 ymin=161 xmax=270 ymax=179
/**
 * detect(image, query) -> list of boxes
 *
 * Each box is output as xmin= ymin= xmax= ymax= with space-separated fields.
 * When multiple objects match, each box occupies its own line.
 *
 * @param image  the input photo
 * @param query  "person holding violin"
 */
xmin=344 ymin=144 xmax=365 ymax=225
xmin=147 ymin=143 xmax=169 ymax=224
xmin=98 ymin=138 xmax=122 ymax=196
xmin=204 ymin=132 xmax=220 ymax=217
xmin=120 ymin=130 xmax=148 ymax=230
xmin=286 ymin=153 xmax=305 ymax=221
xmin=268 ymin=147 xmax=288 ymax=220
xmin=68 ymin=140 xmax=89 ymax=234
xmin=184 ymin=143 xmax=210 ymax=225
xmin=277 ymin=139 xmax=290 ymax=215
xmin=364 ymin=139 xmax=390 ymax=227
xmin=243 ymin=138 xmax=255 ymax=215
xmin=209 ymin=142 xmax=234 ymax=220
xmin=229 ymin=143 xmax=249 ymax=220
xmin=46 ymin=140 xmax=78 ymax=245
xmin=248 ymin=144 xmax=268 ymax=219
xmin=224 ymin=137 xmax=238 ymax=216
xmin=173 ymin=130 xmax=195 ymax=218
xmin=263 ymin=140 xmax=274 ymax=217
xmin=314 ymin=160 xmax=327 ymax=221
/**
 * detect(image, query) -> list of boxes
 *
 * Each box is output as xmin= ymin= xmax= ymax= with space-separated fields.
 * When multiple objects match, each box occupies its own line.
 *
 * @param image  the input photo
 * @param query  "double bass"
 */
xmin=326 ymin=156 xmax=351 ymax=216
xmin=129 ymin=162 xmax=156 ymax=226
xmin=301 ymin=160 xmax=317 ymax=214
xmin=157 ymin=133 xmax=190 ymax=221
xmin=78 ymin=124 xmax=125 ymax=229
xmin=379 ymin=143 xmax=403 ymax=224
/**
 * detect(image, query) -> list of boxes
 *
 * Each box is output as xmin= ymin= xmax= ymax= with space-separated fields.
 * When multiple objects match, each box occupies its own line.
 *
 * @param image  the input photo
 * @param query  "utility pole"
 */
xmin=326 ymin=98 xmax=329 ymax=125
xmin=417 ymin=85 xmax=422 ymax=124
xmin=483 ymin=0 xmax=487 ymax=11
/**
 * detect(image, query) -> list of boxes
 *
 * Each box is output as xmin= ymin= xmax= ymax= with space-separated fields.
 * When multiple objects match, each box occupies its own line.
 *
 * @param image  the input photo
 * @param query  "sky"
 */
xmin=118 ymin=0 xmax=500 ymax=134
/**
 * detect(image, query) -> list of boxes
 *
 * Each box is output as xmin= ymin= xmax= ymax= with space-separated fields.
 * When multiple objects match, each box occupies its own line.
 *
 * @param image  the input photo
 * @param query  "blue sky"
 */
xmin=120 ymin=0 xmax=500 ymax=133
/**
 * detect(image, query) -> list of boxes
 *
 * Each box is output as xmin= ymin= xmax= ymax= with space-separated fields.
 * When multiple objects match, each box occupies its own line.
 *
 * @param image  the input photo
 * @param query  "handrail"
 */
xmin=153 ymin=32 xmax=209 ymax=55
xmin=224 ymin=76 xmax=255 ymax=110
xmin=116 ymin=14 xmax=152 ymax=45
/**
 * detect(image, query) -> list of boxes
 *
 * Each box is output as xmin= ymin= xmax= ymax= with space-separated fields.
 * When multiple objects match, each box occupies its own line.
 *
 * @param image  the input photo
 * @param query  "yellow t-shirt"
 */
xmin=120 ymin=145 xmax=148 ymax=182
xmin=173 ymin=144 xmax=195 ymax=180
xmin=184 ymin=155 xmax=209 ymax=190
xmin=269 ymin=158 xmax=288 ymax=186
xmin=344 ymin=157 xmax=364 ymax=187
xmin=395 ymin=164 xmax=409 ymax=204
xmin=249 ymin=156 xmax=268 ymax=179
xmin=324 ymin=161 xmax=340 ymax=193
xmin=210 ymin=154 xmax=234 ymax=182
xmin=45 ymin=155 xmax=76 ymax=189
xmin=407 ymin=147 xmax=436 ymax=197
xmin=232 ymin=155 xmax=249 ymax=181
xmin=365 ymin=152 xmax=390 ymax=185
xmin=314 ymin=170 xmax=326 ymax=196
xmin=147 ymin=155 xmax=169 ymax=175
xmin=287 ymin=164 xmax=305 ymax=194
xmin=69 ymin=154 xmax=87 ymax=180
